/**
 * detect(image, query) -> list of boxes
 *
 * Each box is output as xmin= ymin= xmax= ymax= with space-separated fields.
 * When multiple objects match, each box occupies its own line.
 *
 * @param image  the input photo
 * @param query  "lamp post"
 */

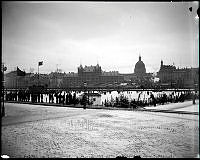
xmin=1 ymin=63 xmax=7 ymax=117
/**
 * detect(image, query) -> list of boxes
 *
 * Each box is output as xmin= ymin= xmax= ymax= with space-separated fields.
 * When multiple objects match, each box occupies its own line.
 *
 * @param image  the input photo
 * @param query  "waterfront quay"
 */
xmin=1 ymin=100 xmax=199 ymax=158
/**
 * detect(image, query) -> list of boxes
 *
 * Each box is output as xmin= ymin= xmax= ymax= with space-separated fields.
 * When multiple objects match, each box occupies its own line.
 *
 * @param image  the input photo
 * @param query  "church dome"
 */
xmin=134 ymin=56 xmax=146 ymax=75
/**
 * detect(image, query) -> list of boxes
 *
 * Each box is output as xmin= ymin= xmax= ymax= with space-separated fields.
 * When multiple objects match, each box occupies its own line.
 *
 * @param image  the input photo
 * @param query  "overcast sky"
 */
xmin=2 ymin=1 xmax=199 ymax=74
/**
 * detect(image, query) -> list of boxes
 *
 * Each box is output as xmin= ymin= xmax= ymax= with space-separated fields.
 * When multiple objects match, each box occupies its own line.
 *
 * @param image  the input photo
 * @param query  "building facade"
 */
xmin=4 ymin=57 xmax=153 ymax=89
xmin=157 ymin=60 xmax=199 ymax=88
xmin=4 ymin=70 xmax=50 ymax=89
xmin=6 ymin=57 xmax=197 ymax=90
xmin=62 ymin=64 xmax=124 ymax=87
xmin=121 ymin=56 xmax=153 ymax=88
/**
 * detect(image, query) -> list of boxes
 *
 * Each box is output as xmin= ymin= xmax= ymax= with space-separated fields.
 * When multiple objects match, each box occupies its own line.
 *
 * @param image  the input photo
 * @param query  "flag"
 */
xmin=38 ymin=61 xmax=43 ymax=66
xmin=17 ymin=67 xmax=26 ymax=76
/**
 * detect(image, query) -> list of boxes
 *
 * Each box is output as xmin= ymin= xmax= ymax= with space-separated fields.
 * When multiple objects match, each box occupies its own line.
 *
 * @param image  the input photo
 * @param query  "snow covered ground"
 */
xmin=1 ymin=102 xmax=199 ymax=158
xmin=144 ymin=100 xmax=199 ymax=113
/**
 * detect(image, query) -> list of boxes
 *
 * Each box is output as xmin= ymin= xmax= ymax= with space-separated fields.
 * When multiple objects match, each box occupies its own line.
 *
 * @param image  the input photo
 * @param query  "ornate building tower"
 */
xmin=134 ymin=55 xmax=146 ymax=76
xmin=161 ymin=60 xmax=163 ymax=68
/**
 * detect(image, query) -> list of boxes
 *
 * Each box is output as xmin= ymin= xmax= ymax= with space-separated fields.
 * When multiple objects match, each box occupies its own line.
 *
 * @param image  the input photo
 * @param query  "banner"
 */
xmin=17 ymin=67 xmax=26 ymax=76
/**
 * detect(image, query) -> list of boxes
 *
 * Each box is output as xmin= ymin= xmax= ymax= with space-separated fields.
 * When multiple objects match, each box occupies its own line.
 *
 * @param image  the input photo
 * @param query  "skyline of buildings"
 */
xmin=4 ymin=55 xmax=199 ymax=89
xmin=4 ymin=55 xmax=199 ymax=75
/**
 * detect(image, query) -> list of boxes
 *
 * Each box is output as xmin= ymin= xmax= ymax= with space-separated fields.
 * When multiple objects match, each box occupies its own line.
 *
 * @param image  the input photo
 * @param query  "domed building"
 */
xmin=134 ymin=55 xmax=146 ymax=76
xmin=122 ymin=55 xmax=153 ymax=88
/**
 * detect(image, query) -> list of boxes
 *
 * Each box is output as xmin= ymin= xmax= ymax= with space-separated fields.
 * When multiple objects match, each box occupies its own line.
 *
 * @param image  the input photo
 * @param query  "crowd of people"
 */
xmin=5 ymin=90 xmax=81 ymax=105
xmin=4 ymin=89 xmax=198 ymax=109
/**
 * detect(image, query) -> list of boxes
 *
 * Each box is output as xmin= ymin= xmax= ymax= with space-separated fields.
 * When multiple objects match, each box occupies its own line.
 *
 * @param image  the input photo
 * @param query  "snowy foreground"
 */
xmin=144 ymin=100 xmax=199 ymax=113
xmin=1 ymin=101 xmax=199 ymax=158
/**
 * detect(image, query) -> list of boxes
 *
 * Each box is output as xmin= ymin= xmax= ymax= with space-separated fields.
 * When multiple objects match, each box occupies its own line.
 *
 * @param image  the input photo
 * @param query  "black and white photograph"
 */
xmin=1 ymin=1 xmax=199 ymax=158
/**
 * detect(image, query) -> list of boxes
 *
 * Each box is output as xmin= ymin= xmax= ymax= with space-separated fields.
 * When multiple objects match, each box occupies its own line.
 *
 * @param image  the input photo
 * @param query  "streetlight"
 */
xmin=1 ymin=63 xmax=7 ymax=117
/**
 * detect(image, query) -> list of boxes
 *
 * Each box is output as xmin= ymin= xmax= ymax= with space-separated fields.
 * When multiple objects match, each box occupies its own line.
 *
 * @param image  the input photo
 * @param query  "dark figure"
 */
xmin=31 ymin=94 xmax=35 ymax=103
xmin=41 ymin=94 xmax=43 ymax=103
xmin=32 ymin=94 xmax=35 ymax=103
xmin=116 ymin=155 xmax=127 ymax=158
xmin=163 ymin=93 xmax=167 ymax=104
xmin=37 ymin=93 xmax=40 ymax=103
xmin=72 ymin=93 xmax=76 ymax=106
xmin=48 ymin=93 xmax=51 ymax=103
xmin=150 ymin=93 xmax=156 ymax=106
xmin=104 ymin=99 xmax=107 ymax=107
xmin=115 ymin=97 xmax=119 ymax=106
xmin=193 ymin=93 xmax=196 ymax=104
xmin=130 ymin=99 xmax=137 ymax=109
xmin=69 ymin=92 xmax=73 ymax=104
xmin=27 ymin=92 xmax=30 ymax=102
xmin=82 ymin=94 xmax=87 ymax=109
xmin=169 ymin=94 xmax=173 ymax=103
xmin=1 ymin=106 xmax=5 ymax=117
xmin=55 ymin=92 xmax=58 ymax=104
xmin=179 ymin=93 xmax=185 ymax=102
xmin=66 ymin=93 xmax=69 ymax=105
